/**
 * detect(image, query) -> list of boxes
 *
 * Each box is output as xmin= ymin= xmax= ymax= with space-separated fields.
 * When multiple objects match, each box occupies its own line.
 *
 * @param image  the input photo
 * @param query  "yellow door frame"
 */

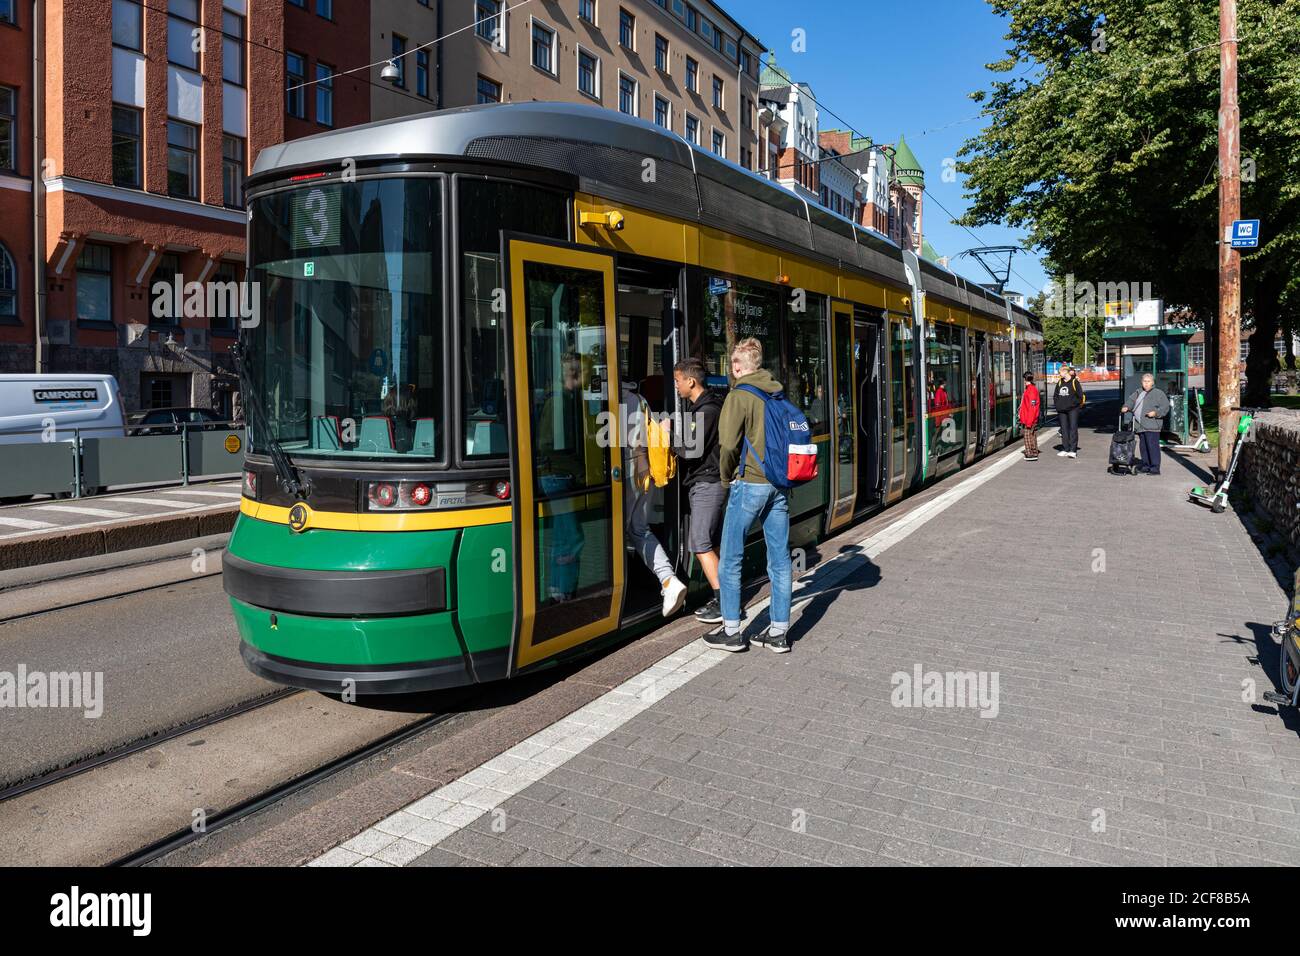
xmin=506 ymin=237 xmax=625 ymax=672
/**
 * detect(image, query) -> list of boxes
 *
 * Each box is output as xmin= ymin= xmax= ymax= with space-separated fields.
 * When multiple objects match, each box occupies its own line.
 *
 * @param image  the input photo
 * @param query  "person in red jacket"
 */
xmin=1019 ymin=371 xmax=1041 ymax=461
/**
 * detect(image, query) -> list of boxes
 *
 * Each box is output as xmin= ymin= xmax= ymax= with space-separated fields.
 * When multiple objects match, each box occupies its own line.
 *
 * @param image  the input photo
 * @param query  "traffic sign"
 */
xmin=1229 ymin=219 xmax=1260 ymax=248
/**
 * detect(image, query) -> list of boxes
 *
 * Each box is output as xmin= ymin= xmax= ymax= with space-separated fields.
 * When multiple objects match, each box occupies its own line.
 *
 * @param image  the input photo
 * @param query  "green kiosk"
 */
xmin=1103 ymin=301 xmax=1199 ymax=446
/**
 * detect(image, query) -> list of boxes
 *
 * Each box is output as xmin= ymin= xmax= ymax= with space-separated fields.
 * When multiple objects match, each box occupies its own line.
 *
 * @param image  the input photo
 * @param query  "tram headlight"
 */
xmin=494 ymin=480 xmax=511 ymax=500
xmin=410 ymin=483 xmax=433 ymax=507
xmin=242 ymin=470 xmax=257 ymax=500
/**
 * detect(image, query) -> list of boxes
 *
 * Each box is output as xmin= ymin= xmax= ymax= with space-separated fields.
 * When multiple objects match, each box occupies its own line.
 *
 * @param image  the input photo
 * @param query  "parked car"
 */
xmin=128 ymin=407 xmax=228 ymax=436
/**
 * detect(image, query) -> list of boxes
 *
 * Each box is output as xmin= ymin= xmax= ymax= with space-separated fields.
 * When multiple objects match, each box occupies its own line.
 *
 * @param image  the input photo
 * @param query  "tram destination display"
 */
xmin=291 ymin=185 xmax=342 ymax=250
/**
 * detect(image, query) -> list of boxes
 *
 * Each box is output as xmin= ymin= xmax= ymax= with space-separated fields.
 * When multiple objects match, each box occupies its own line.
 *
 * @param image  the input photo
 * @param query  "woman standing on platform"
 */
xmin=1054 ymin=365 xmax=1085 ymax=458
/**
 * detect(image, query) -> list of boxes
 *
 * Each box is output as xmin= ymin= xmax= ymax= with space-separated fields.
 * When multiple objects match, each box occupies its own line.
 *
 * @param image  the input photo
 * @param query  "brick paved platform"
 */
xmin=315 ymin=408 xmax=1299 ymax=867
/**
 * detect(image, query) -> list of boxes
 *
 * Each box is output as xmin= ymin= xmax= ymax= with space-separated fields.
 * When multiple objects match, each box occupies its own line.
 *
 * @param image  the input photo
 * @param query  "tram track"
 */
xmin=0 ymin=688 xmax=297 ymax=803
xmin=0 ymin=543 xmax=229 ymax=625
xmin=115 ymin=711 xmax=457 ymax=867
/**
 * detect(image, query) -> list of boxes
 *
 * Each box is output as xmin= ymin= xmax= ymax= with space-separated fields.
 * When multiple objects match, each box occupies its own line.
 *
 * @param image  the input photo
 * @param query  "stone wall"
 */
xmin=1240 ymin=408 xmax=1300 ymax=554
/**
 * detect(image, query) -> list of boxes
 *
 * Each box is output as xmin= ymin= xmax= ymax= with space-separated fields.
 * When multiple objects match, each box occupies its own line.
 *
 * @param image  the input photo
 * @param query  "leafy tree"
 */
xmin=957 ymin=0 xmax=1300 ymax=404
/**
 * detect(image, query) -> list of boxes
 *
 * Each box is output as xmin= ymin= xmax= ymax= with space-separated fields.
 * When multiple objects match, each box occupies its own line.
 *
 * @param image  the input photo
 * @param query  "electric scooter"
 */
xmin=1170 ymin=388 xmax=1211 ymax=453
xmin=1263 ymin=565 xmax=1300 ymax=709
xmin=1188 ymin=407 xmax=1255 ymax=514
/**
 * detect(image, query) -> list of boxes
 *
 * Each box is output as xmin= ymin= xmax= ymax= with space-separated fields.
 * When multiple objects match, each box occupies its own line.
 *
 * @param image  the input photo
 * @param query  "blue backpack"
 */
xmin=735 ymin=384 xmax=819 ymax=488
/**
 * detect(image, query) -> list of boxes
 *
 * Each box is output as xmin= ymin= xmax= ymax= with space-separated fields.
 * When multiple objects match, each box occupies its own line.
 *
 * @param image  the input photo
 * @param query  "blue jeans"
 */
xmin=719 ymin=481 xmax=791 ymax=632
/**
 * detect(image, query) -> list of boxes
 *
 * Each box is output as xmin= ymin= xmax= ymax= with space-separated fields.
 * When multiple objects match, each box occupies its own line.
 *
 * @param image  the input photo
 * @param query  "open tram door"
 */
xmin=504 ymin=237 xmax=625 ymax=674
xmin=827 ymin=301 xmax=857 ymax=532
xmin=854 ymin=310 xmax=884 ymax=513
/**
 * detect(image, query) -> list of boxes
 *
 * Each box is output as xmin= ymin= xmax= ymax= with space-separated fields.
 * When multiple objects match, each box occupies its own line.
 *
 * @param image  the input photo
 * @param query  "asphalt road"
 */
xmin=0 ymin=562 xmax=275 ymax=789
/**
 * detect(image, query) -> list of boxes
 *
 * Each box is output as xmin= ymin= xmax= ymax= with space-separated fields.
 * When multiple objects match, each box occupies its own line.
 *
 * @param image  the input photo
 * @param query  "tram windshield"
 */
xmin=246 ymin=177 xmax=443 ymax=461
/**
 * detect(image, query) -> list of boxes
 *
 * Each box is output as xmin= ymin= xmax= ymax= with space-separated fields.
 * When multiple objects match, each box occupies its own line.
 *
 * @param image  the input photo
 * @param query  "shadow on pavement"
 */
xmin=777 ymin=546 xmax=884 ymax=647
xmin=1241 ymin=621 xmax=1300 ymax=735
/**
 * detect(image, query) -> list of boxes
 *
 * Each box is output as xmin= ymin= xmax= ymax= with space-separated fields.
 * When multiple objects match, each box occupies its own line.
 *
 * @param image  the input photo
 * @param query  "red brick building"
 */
xmin=0 ymin=0 xmax=369 ymax=413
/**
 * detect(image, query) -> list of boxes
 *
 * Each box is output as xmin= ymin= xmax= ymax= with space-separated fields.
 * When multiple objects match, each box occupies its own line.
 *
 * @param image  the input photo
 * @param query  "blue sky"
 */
xmin=735 ymin=0 xmax=1049 ymax=298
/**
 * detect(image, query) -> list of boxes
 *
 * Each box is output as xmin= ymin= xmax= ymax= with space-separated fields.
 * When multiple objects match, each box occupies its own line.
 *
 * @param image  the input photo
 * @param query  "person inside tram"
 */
xmin=621 ymin=378 xmax=688 ymax=617
xmin=933 ymin=377 xmax=950 ymax=410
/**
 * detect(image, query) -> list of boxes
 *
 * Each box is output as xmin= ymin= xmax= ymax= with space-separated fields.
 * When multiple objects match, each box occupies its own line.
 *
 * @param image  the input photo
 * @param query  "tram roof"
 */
xmin=253 ymin=102 xmax=1036 ymax=327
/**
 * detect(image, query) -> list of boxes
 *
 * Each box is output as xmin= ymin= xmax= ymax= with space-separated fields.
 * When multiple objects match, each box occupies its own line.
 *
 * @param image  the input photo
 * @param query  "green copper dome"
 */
xmin=760 ymin=52 xmax=788 ymax=89
xmin=893 ymin=134 xmax=924 ymax=185
xmin=921 ymin=238 xmax=943 ymax=263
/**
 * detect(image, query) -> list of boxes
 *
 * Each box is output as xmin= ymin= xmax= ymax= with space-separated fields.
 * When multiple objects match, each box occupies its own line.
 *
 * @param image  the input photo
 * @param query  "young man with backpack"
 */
xmin=705 ymin=337 xmax=816 ymax=654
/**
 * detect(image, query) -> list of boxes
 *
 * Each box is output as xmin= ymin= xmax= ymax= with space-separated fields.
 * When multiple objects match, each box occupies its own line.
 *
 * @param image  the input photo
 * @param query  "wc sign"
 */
xmin=1228 ymin=219 xmax=1260 ymax=249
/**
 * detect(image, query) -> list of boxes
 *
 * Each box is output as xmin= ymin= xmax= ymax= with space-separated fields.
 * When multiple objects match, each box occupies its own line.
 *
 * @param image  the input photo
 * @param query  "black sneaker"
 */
xmin=703 ymin=630 xmax=747 ymax=653
xmin=694 ymin=598 xmax=723 ymax=624
xmin=765 ymin=629 xmax=791 ymax=654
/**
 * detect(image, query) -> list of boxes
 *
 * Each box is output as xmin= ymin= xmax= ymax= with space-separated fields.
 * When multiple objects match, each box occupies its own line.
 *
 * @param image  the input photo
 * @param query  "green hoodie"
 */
xmin=718 ymin=369 xmax=784 ymax=487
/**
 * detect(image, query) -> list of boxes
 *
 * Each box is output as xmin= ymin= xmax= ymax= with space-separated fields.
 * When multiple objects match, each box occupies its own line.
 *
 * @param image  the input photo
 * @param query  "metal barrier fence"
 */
xmin=0 ymin=424 xmax=246 ymax=499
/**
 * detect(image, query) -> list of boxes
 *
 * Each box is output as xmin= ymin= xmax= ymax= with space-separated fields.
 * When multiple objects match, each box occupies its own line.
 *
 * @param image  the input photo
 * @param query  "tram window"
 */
xmin=786 ymin=300 xmax=826 ymax=435
xmin=926 ymin=321 xmax=963 ymax=456
xmin=458 ymin=178 xmax=568 ymax=460
xmin=246 ymin=177 xmax=444 ymax=461
xmin=698 ymin=275 xmax=781 ymax=387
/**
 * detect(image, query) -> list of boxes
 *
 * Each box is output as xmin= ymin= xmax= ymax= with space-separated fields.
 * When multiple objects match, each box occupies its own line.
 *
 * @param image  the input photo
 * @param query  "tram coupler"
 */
xmin=1262 ymin=690 xmax=1295 ymax=708
xmin=1274 ymin=621 xmax=1293 ymax=639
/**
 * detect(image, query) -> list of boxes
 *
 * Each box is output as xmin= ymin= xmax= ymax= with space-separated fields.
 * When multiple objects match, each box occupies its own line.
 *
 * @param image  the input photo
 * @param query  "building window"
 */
xmin=577 ymin=48 xmax=599 ymax=99
xmin=0 ymin=85 xmax=15 ymax=174
xmin=476 ymin=75 xmax=502 ymax=104
xmin=654 ymin=94 xmax=669 ymax=129
xmin=167 ymin=0 xmax=200 ymax=71
xmin=655 ymin=34 xmax=669 ymax=72
xmin=711 ymin=129 xmax=724 ymax=156
xmin=532 ymin=20 xmax=556 ymax=75
xmin=619 ymin=8 xmax=634 ymax=49
xmin=151 ymin=253 xmax=182 ymax=325
xmin=0 ymin=0 xmax=12 ymax=25
xmin=578 ymin=0 xmax=596 ymax=24
xmin=316 ymin=0 xmax=332 ymax=19
xmin=76 ymin=244 xmax=113 ymax=324
xmin=712 ymin=75 xmax=724 ymax=109
xmin=0 ymin=245 xmax=14 ymax=317
xmin=112 ymin=0 xmax=142 ymax=51
xmin=315 ymin=63 xmax=334 ymax=126
xmin=475 ymin=0 xmax=504 ymax=46
xmin=1190 ymin=343 xmax=1204 ymax=367
xmin=222 ymin=11 xmax=245 ymax=85
xmin=685 ymin=4 xmax=697 ymax=31
xmin=740 ymin=145 xmax=751 ymax=170
xmin=166 ymin=120 xmax=198 ymax=199
xmin=416 ymin=50 xmax=430 ymax=98
xmin=111 ymin=106 xmax=141 ymax=187
xmin=684 ymin=113 xmax=700 ymax=145
xmin=392 ymin=35 xmax=407 ymax=87
xmin=739 ymin=48 xmax=751 ymax=76
xmin=222 ymin=134 xmax=244 ymax=207
xmin=685 ymin=57 xmax=698 ymax=93
xmin=286 ymin=52 xmax=306 ymax=118
xmin=287 ymin=0 xmax=304 ymax=6
xmin=210 ymin=262 xmax=243 ymax=332
xmin=618 ymin=73 xmax=637 ymax=116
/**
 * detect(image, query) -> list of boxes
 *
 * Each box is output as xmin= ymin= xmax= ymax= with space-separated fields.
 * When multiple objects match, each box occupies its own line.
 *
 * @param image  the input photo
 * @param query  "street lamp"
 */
xmin=381 ymin=59 xmax=401 ymax=83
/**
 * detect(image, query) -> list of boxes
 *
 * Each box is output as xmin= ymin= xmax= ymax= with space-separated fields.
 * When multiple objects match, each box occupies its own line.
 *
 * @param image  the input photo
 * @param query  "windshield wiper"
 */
xmin=230 ymin=342 xmax=307 ymax=500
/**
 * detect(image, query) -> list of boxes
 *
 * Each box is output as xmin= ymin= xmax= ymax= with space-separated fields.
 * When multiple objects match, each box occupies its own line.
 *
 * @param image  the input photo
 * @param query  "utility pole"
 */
xmin=1217 ymin=0 xmax=1242 ymax=476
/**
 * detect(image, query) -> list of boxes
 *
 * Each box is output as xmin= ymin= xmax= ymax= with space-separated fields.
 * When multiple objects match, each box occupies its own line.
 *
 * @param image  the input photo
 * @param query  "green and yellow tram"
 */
xmin=223 ymin=102 xmax=1044 ymax=694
